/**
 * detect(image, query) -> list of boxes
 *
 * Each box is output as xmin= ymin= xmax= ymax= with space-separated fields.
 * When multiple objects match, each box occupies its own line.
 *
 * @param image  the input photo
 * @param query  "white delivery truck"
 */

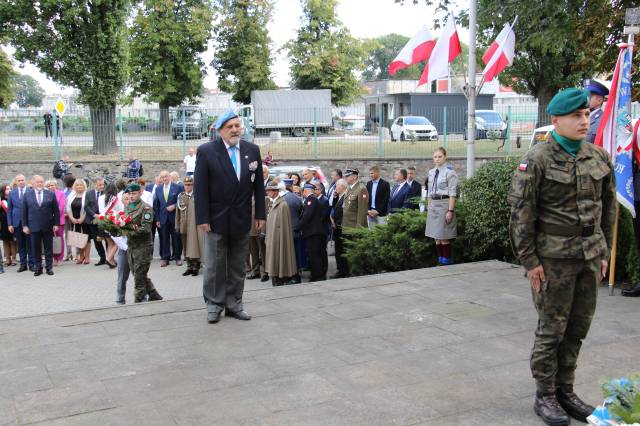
xmin=237 ymin=89 xmax=333 ymax=137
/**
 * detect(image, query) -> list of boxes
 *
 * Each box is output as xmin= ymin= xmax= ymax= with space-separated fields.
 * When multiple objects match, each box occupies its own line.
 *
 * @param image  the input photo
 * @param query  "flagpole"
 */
xmin=466 ymin=0 xmax=477 ymax=177
xmin=609 ymin=205 xmax=619 ymax=296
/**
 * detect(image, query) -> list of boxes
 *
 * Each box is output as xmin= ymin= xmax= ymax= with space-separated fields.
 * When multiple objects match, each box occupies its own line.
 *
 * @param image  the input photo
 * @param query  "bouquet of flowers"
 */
xmin=93 ymin=211 xmax=135 ymax=237
xmin=588 ymin=375 xmax=640 ymax=426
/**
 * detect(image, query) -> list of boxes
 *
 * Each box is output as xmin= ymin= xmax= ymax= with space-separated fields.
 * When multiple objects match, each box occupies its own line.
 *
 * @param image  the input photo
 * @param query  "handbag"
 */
xmin=52 ymin=236 xmax=63 ymax=255
xmin=67 ymin=229 xmax=88 ymax=249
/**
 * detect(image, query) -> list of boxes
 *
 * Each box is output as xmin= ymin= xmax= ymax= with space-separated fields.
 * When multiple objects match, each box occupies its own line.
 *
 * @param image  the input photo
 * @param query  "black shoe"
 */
xmin=556 ymin=389 xmax=595 ymax=422
xmin=106 ymin=260 xmax=117 ymax=269
xmin=147 ymin=290 xmax=163 ymax=301
xmin=289 ymin=275 xmax=301 ymax=284
xmin=29 ymin=266 xmax=36 ymax=272
xmin=207 ymin=310 xmax=222 ymax=324
xmin=225 ymin=310 xmax=251 ymax=320
xmin=621 ymin=283 xmax=640 ymax=297
xmin=34 ymin=270 xmax=42 ymax=277
xmin=182 ymin=269 xmax=193 ymax=276
xmin=46 ymin=270 xmax=54 ymax=276
xmin=272 ymin=278 xmax=284 ymax=287
xmin=95 ymin=259 xmax=106 ymax=266
xmin=260 ymin=274 xmax=270 ymax=282
xmin=134 ymin=298 xmax=146 ymax=303
xmin=534 ymin=393 xmax=570 ymax=426
xmin=192 ymin=269 xmax=199 ymax=277
xmin=17 ymin=266 xmax=27 ymax=273
xmin=247 ymin=273 xmax=260 ymax=280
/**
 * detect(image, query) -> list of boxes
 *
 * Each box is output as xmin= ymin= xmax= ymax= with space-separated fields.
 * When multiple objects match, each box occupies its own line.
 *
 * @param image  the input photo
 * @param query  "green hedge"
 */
xmin=343 ymin=158 xmax=640 ymax=284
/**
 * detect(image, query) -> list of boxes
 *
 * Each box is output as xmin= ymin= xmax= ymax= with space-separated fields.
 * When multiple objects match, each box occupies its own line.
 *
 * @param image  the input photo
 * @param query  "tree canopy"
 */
xmin=12 ymin=74 xmax=44 ymax=108
xmin=286 ymin=0 xmax=366 ymax=106
xmin=0 ymin=49 xmax=14 ymax=108
xmin=211 ymin=0 xmax=277 ymax=105
xmin=129 ymin=0 xmax=213 ymax=111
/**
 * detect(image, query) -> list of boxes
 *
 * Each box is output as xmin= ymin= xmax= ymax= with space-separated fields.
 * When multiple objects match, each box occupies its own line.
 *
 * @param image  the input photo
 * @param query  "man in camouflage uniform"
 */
xmin=123 ymin=183 xmax=163 ymax=303
xmin=341 ymin=168 xmax=369 ymax=229
xmin=508 ymin=88 xmax=615 ymax=426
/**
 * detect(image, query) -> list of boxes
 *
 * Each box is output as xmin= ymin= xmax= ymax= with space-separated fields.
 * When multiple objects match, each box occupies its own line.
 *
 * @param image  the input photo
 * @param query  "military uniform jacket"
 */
xmin=507 ymin=137 xmax=616 ymax=270
xmin=586 ymin=108 xmax=603 ymax=144
xmin=124 ymin=200 xmax=154 ymax=244
xmin=342 ymin=182 xmax=369 ymax=228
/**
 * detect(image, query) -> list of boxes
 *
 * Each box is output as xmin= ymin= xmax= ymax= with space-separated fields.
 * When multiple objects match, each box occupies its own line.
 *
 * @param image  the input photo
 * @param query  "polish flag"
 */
xmin=482 ymin=22 xmax=516 ymax=82
xmin=388 ymin=26 xmax=437 ymax=76
xmin=418 ymin=13 xmax=462 ymax=86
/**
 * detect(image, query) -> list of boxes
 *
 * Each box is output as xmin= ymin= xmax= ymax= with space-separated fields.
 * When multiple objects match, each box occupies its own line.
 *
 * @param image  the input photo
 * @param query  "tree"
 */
xmin=0 ymin=49 xmax=15 ymax=108
xmin=129 ymin=0 xmax=213 ymax=132
xmin=12 ymin=74 xmax=44 ymax=107
xmin=7 ymin=0 xmax=130 ymax=154
xmin=211 ymin=0 xmax=277 ymax=105
xmin=286 ymin=0 xmax=366 ymax=106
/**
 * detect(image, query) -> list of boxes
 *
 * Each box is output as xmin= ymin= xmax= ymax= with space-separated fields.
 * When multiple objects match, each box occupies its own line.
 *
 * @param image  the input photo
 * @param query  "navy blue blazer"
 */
xmin=22 ymin=189 xmax=59 ymax=233
xmin=7 ymin=187 xmax=31 ymax=227
xmin=388 ymin=182 xmax=411 ymax=213
xmin=153 ymin=182 xmax=183 ymax=225
xmin=193 ymin=137 xmax=266 ymax=235
xmin=404 ymin=180 xmax=422 ymax=210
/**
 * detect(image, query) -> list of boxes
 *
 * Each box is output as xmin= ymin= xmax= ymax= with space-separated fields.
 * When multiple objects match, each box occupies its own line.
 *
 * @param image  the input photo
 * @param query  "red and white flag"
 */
xmin=481 ymin=22 xmax=516 ymax=82
xmin=418 ymin=13 xmax=462 ymax=86
xmin=388 ymin=26 xmax=437 ymax=76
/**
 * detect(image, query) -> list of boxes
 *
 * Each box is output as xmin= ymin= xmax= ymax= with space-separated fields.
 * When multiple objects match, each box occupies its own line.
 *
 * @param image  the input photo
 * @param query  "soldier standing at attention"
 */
xmin=341 ymin=168 xmax=369 ymax=228
xmin=508 ymin=88 xmax=615 ymax=426
xmin=584 ymin=79 xmax=609 ymax=144
xmin=123 ymin=183 xmax=163 ymax=303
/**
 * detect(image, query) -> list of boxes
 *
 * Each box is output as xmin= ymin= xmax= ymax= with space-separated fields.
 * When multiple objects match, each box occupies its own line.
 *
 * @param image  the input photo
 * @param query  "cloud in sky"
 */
xmin=4 ymin=0 xmax=467 ymax=95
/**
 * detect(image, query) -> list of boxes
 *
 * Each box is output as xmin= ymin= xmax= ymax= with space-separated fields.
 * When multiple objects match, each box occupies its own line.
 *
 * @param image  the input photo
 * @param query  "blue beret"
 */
xmin=546 ymin=88 xmax=589 ymax=116
xmin=215 ymin=110 xmax=239 ymax=130
xmin=283 ymin=179 xmax=294 ymax=186
xmin=585 ymin=80 xmax=609 ymax=97
xmin=303 ymin=183 xmax=316 ymax=190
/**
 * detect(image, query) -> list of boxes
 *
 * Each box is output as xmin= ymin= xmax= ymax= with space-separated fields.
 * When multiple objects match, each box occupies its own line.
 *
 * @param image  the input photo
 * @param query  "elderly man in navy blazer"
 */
xmin=194 ymin=110 xmax=266 ymax=324
xmin=388 ymin=168 xmax=411 ymax=214
xmin=22 ymin=175 xmax=60 ymax=276
xmin=154 ymin=170 xmax=184 ymax=266
xmin=7 ymin=174 xmax=34 ymax=272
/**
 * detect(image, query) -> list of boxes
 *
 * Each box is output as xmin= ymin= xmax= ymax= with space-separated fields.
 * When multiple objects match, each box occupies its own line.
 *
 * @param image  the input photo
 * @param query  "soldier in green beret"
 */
xmin=508 ymin=88 xmax=616 ymax=426
xmin=123 ymin=183 xmax=163 ymax=303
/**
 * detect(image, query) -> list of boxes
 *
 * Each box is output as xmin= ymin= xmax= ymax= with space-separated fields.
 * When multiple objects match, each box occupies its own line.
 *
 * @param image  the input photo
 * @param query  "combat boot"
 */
xmin=534 ymin=393 xmax=570 ymax=426
xmin=148 ymin=289 xmax=163 ymax=301
xmin=556 ymin=389 xmax=595 ymax=422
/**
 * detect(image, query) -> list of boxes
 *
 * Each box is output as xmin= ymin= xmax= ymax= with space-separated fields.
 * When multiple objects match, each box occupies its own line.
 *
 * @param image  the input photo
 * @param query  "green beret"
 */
xmin=546 ymin=88 xmax=589 ymax=116
xmin=124 ymin=183 xmax=141 ymax=193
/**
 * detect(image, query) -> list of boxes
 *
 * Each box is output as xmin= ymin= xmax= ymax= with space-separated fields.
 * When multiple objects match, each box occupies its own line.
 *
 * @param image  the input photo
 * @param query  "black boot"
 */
xmin=622 ymin=283 xmax=640 ymax=297
xmin=534 ymin=393 xmax=570 ymax=426
xmin=148 ymin=289 xmax=163 ymax=301
xmin=556 ymin=389 xmax=595 ymax=422
xmin=182 ymin=269 xmax=193 ymax=276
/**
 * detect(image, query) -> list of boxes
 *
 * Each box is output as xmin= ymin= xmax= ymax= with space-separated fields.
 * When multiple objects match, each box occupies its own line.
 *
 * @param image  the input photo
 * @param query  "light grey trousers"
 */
xmin=202 ymin=232 xmax=249 ymax=313
xmin=116 ymin=249 xmax=130 ymax=304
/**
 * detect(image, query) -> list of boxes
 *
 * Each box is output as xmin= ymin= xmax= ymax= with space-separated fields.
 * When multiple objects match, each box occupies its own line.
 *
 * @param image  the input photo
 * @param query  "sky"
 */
xmin=4 ymin=0 xmax=468 ymax=95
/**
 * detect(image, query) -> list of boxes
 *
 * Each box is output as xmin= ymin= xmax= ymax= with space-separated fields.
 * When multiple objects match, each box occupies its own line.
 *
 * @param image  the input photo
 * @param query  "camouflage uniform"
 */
xmin=508 ymin=137 xmax=616 ymax=394
xmin=342 ymin=181 xmax=369 ymax=228
xmin=124 ymin=199 xmax=159 ymax=302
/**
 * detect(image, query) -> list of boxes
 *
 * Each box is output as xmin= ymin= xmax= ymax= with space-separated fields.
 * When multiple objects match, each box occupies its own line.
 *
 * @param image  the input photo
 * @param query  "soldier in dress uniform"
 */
xmin=584 ymin=79 xmax=609 ymax=144
xmin=508 ymin=88 xmax=616 ymax=426
xmin=175 ymin=176 xmax=203 ymax=276
xmin=341 ymin=168 xmax=369 ymax=228
xmin=123 ymin=183 xmax=163 ymax=303
xmin=425 ymin=147 xmax=458 ymax=265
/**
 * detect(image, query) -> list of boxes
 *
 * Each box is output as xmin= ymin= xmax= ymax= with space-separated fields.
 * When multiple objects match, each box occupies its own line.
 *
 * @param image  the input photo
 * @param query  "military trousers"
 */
xmin=530 ymin=257 xmax=600 ymax=394
xmin=127 ymin=241 xmax=156 ymax=302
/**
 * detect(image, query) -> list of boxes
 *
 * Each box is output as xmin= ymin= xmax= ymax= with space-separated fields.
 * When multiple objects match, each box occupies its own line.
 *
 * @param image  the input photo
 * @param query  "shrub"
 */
xmin=615 ymin=206 xmax=640 ymax=284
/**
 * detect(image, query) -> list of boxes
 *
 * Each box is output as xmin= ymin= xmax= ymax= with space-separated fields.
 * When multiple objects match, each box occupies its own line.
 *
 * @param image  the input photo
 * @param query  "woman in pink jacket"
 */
xmin=46 ymin=179 xmax=66 ymax=266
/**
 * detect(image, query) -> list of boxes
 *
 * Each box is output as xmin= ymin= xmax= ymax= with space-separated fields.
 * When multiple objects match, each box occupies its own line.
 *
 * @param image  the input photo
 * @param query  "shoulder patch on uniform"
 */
xmin=307 ymin=201 xmax=312 ymax=205
xmin=446 ymin=165 xmax=454 ymax=170
xmin=519 ymin=163 xmax=528 ymax=171
xmin=143 ymin=212 xmax=151 ymax=220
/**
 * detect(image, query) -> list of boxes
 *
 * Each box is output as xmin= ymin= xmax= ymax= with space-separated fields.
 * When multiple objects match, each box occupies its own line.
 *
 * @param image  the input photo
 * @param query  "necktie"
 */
xmin=37 ymin=191 xmax=42 ymax=206
xmin=229 ymin=145 xmax=239 ymax=178
xmin=391 ymin=184 xmax=399 ymax=199
xmin=431 ymin=169 xmax=440 ymax=194
xmin=19 ymin=188 xmax=23 ymax=200
xmin=164 ymin=185 xmax=169 ymax=202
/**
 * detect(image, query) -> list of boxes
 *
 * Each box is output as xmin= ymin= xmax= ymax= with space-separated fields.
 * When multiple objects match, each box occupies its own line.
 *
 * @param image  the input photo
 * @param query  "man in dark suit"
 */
xmin=7 ymin=174 xmax=34 ymax=272
xmin=295 ymin=183 xmax=327 ymax=282
xmin=326 ymin=169 xmax=342 ymax=210
xmin=330 ymin=179 xmax=349 ymax=278
xmin=22 ymin=175 xmax=59 ymax=276
xmin=388 ymin=168 xmax=411 ymax=214
xmin=194 ymin=111 xmax=266 ymax=324
xmin=366 ymin=165 xmax=390 ymax=227
xmin=90 ymin=178 xmax=107 ymax=265
xmin=154 ymin=170 xmax=184 ymax=266
xmin=313 ymin=182 xmax=330 ymax=278
xmin=405 ymin=166 xmax=423 ymax=210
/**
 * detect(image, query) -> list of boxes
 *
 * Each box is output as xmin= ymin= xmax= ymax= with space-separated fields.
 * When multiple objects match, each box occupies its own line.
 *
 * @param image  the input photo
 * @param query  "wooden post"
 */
xmin=608 ymin=204 xmax=619 ymax=296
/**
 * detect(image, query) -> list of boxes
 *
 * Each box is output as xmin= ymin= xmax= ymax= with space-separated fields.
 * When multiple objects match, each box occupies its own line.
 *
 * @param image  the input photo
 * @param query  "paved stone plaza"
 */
xmin=1 ymin=260 xmax=639 ymax=425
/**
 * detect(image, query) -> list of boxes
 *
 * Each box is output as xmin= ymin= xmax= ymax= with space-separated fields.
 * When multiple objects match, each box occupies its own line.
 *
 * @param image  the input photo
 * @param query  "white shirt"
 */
xmin=223 ymin=140 xmax=241 ymax=180
xmin=183 ymin=154 xmax=196 ymax=173
xmin=141 ymin=190 xmax=153 ymax=206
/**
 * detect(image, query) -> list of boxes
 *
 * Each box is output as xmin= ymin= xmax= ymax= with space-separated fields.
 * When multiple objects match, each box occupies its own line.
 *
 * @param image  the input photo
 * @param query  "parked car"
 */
xmin=171 ymin=105 xmax=209 ymax=140
xmin=390 ymin=116 xmax=438 ymax=142
xmin=464 ymin=110 xmax=507 ymax=140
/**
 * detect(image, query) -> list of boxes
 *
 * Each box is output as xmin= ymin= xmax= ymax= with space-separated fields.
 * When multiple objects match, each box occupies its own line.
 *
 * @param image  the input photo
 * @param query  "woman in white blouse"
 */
xmin=65 ymin=179 xmax=96 ymax=264
xmin=97 ymin=182 xmax=122 ymax=268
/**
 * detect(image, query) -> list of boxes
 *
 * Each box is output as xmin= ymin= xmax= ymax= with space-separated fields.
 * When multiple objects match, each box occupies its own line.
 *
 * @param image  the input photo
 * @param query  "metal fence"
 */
xmin=0 ymin=104 xmax=601 ymax=162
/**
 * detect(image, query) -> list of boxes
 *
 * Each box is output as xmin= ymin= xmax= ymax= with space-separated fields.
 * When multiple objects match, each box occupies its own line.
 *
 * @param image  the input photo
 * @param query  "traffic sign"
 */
xmin=55 ymin=98 xmax=66 ymax=116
